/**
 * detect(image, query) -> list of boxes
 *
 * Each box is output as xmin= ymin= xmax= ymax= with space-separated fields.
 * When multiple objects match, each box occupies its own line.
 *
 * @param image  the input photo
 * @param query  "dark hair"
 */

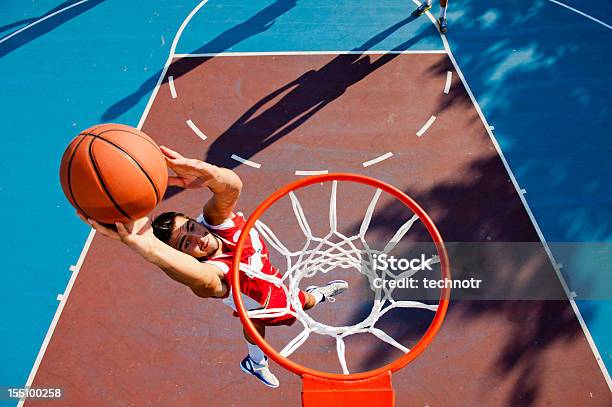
xmin=151 ymin=211 xmax=187 ymax=244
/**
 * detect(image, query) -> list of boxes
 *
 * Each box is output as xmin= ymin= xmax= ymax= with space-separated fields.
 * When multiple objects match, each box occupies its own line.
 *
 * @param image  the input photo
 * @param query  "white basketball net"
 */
xmin=242 ymin=181 xmax=440 ymax=374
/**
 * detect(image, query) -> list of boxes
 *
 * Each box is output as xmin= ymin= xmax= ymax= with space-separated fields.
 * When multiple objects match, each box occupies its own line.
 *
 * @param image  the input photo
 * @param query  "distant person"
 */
xmin=412 ymin=1 xmax=448 ymax=34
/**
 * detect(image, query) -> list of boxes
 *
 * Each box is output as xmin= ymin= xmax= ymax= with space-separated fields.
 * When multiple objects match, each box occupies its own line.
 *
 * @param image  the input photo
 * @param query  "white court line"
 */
xmin=546 ymin=0 xmax=612 ymax=30
xmin=231 ymin=154 xmax=261 ymax=168
xmin=24 ymin=0 xmax=610 ymax=395
xmin=173 ymin=50 xmax=447 ymax=58
xmin=0 ymin=0 xmax=91 ymax=45
xmin=17 ymin=228 xmax=95 ymax=407
xmin=443 ymin=71 xmax=452 ymax=94
xmin=186 ymin=119 xmax=207 ymax=140
xmin=137 ymin=0 xmax=212 ymax=129
xmin=362 ymin=152 xmax=393 ymax=167
xmin=168 ymin=76 xmax=177 ymax=99
xmin=412 ymin=0 xmax=612 ymax=389
xmin=19 ymin=1 xmax=214 ymax=400
xmin=416 ymin=115 xmax=436 ymax=137
xmin=295 ymin=169 xmax=329 ymax=176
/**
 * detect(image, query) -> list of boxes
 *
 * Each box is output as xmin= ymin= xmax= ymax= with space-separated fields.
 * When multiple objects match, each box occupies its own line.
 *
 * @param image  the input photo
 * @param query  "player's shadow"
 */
xmin=204 ymin=16 xmax=427 ymax=168
xmin=333 ymin=152 xmax=595 ymax=404
xmin=101 ymin=0 xmax=298 ymax=121
xmin=0 ymin=0 xmax=106 ymax=59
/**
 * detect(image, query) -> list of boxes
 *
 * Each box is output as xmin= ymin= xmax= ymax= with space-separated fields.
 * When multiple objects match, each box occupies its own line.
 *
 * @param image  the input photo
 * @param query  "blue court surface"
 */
xmin=0 ymin=0 xmax=610 ymax=404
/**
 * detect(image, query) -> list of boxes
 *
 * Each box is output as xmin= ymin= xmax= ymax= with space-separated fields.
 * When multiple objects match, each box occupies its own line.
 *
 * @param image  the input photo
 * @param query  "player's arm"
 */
xmin=160 ymin=146 xmax=242 ymax=225
xmin=84 ymin=217 xmax=227 ymax=298
xmin=148 ymin=240 xmax=227 ymax=298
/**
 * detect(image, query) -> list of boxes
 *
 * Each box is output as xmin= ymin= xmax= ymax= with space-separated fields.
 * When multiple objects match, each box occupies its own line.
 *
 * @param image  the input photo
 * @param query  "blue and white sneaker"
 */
xmin=412 ymin=2 xmax=432 ymax=17
xmin=437 ymin=17 xmax=448 ymax=34
xmin=305 ymin=280 xmax=349 ymax=303
xmin=240 ymin=355 xmax=279 ymax=388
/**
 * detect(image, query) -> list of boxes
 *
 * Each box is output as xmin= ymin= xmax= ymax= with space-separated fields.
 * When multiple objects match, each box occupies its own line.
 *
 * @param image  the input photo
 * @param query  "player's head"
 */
xmin=151 ymin=211 xmax=220 ymax=259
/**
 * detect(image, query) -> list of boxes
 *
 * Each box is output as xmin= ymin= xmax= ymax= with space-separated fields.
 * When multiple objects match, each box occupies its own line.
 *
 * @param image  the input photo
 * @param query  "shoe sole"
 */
xmin=305 ymin=280 xmax=349 ymax=293
xmin=437 ymin=19 xmax=447 ymax=34
xmin=240 ymin=362 xmax=279 ymax=388
xmin=412 ymin=6 xmax=431 ymax=17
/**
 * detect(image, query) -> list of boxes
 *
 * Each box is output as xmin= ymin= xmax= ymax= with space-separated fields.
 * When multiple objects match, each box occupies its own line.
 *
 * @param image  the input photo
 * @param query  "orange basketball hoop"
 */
xmin=232 ymin=173 xmax=450 ymax=406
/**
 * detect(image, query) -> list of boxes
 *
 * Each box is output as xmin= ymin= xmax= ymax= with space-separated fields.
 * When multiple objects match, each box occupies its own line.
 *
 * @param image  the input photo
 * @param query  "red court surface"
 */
xmin=28 ymin=53 xmax=610 ymax=405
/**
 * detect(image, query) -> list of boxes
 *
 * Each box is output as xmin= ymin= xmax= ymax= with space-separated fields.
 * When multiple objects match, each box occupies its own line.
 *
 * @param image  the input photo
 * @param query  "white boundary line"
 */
xmin=416 ymin=115 xmax=436 ymax=137
xmin=168 ymin=75 xmax=177 ymax=99
xmin=173 ymin=50 xmax=447 ymax=58
xmin=413 ymin=0 xmax=612 ymax=389
xmin=231 ymin=154 xmax=261 ymax=168
xmin=19 ymin=0 xmax=213 ymax=398
xmin=17 ymin=229 xmax=95 ymax=407
xmin=546 ymin=0 xmax=612 ymax=30
xmin=443 ymin=71 xmax=452 ymax=94
xmin=295 ymin=169 xmax=329 ymax=176
xmin=0 ymin=0 xmax=91 ymax=45
xmin=24 ymin=0 xmax=610 ymax=395
xmin=362 ymin=152 xmax=393 ymax=167
xmin=186 ymin=119 xmax=207 ymax=140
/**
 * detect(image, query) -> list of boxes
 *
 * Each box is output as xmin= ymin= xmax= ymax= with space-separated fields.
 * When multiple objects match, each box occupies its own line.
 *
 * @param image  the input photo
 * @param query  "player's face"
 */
xmin=170 ymin=217 xmax=219 ymax=259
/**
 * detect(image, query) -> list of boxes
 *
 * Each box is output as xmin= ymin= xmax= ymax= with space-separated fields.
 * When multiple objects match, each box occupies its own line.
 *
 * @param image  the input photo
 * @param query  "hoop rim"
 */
xmin=231 ymin=172 xmax=450 ymax=381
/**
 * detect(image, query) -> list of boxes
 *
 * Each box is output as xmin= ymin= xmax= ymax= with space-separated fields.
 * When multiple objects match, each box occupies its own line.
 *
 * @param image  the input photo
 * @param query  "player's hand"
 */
xmin=160 ymin=145 xmax=217 ymax=189
xmin=113 ymin=218 xmax=157 ymax=257
xmin=78 ymin=212 xmax=157 ymax=258
xmin=77 ymin=211 xmax=121 ymax=240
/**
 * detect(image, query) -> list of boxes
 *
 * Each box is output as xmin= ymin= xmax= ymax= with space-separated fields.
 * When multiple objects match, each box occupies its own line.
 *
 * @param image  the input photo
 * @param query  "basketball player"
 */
xmin=412 ymin=0 xmax=448 ymax=34
xmin=81 ymin=146 xmax=348 ymax=388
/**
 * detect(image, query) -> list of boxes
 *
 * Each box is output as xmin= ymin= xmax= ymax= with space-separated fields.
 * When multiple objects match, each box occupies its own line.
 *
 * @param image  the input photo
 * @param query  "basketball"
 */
xmin=59 ymin=123 xmax=168 ymax=224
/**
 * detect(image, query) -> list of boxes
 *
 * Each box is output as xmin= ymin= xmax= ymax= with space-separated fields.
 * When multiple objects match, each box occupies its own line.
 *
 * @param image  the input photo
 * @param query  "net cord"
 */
xmin=248 ymin=184 xmax=439 ymax=374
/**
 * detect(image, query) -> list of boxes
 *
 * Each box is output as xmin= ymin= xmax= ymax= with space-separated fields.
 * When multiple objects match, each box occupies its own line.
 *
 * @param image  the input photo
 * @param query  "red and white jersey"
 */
xmin=196 ymin=212 xmax=278 ymax=306
xmin=197 ymin=211 xmax=306 ymax=327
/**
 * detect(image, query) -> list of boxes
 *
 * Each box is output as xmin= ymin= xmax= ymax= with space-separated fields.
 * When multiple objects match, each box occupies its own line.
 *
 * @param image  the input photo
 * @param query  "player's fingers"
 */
xmin=160 ymin=147 xmax=180 ymax=170
xmin=162 ymin=156 xmax=178 ymax=170
xmin=167 ymin=176 xmax=186 ymax=187
xmin=89 ymin=219 xmax=120 ymax=240
xmin=115 ymin=222 xmax=129 ymax=238
xmin=76 ymin=211 xmax=87 ymax=224
xmin=160 ymin=145 xmax=182 ymax=159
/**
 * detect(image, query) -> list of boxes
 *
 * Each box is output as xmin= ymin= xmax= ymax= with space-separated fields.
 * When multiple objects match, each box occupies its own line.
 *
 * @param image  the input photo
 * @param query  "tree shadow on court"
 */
xmin=0 ymin=0 xmax=105 ymax=59
xmin=101 ymin=0 xmax=298 ymax=121
xmin=336 ymin=152 xmax=599 ymax=405
xmin=204 ymin=16 xmax=430 ymax=168
xmin=444 ymin=0 xmax=611 ymax=242
xmin=427 ymin=56 xmax=483 ymax=126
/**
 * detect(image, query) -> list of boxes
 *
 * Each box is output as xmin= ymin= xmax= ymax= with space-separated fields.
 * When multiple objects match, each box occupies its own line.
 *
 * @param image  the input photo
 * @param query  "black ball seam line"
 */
xmin=88 ymin=137 xmax=133 ymax=221
xmin=66 ymin=135 xmax=95 ymax=220
xmin=79 ymin=126 xmax=161 ymax=155
xmin=80 ymin=129 xmax=163 ymax=202
xmin=90 ymin=134 xmax=162 ymax=205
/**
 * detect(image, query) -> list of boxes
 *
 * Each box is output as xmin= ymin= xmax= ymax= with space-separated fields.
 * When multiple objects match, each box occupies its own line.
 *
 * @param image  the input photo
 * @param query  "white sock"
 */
xmin=426 ymin=0 xmax=432 ymax=5
xmin=440 ymin=6 xmax=447 ymax=18
xmin=311 ymin=291 xmax=324 ymax=304
xmin=247 ymin=342 xmax=266 ymax=365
